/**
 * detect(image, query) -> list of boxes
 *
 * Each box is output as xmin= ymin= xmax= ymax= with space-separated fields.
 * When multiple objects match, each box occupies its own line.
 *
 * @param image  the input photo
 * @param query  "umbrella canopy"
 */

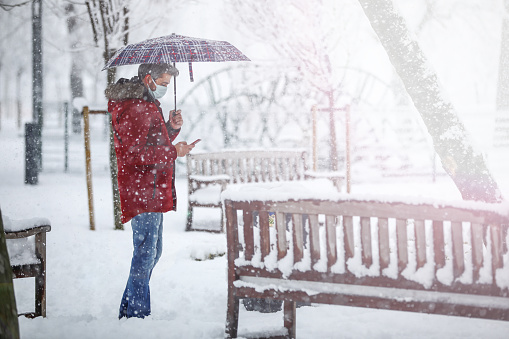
xmin=103 ymin=33 xmax=250 ymax=70
xmin=103 ymin=33 xmax=250 ymax=110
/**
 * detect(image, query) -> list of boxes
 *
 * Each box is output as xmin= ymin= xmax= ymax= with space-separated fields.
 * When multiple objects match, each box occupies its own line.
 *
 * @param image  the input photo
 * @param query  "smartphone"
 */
xmin=191 ymin=139 xmax=201 ymax=145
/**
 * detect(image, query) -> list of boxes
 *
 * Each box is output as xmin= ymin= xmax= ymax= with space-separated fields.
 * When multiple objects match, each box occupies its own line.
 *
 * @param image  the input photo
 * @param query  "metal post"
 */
xmin=83 ymin=106 xmax=95 ymax=230
xmin=64 ymin=102 xmax=69 ymax=172
xmin=32 ymin=0 xmax=43 ymax=126
xmin=32 ymin=0 xmax=43 ymax=179
xmin=25 ymin=122 xmax=41 ymax=185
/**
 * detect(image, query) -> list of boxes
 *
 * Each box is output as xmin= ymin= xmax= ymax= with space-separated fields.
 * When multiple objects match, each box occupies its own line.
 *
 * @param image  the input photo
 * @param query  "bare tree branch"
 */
xmin=0 ymin=0 xmax=30 ymax=11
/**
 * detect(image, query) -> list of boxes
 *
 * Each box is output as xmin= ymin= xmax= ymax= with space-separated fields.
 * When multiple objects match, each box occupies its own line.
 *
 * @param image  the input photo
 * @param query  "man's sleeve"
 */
xmin=165 ymin=121 xmax=180 ymax=142
xmin=123 ymin=108 xmax=177 ymax=166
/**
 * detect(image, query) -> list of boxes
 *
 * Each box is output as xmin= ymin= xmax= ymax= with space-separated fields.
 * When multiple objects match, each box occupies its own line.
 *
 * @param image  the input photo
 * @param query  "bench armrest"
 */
xmin=188 ymin=174 xmax=231 ymax=196
xmin=5 ymin=225 xmax=51 ymax=239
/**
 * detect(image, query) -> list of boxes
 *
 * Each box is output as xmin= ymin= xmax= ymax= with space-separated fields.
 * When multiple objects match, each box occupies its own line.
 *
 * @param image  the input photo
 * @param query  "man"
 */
xmin=105 ymin=63 xmax=195 ymax=319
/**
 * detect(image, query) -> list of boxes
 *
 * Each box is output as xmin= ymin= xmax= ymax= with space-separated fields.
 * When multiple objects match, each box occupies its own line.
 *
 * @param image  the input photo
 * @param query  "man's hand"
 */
xmin=168 ymin=109 xmax=183 ymax=130
xmin=175 ymin=141 xmax=195 ymax=157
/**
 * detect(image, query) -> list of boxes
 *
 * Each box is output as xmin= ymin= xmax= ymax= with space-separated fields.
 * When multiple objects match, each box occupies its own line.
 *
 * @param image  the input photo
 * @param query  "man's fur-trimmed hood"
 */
xmin=105 ymin=77 xmax=146 ymax=101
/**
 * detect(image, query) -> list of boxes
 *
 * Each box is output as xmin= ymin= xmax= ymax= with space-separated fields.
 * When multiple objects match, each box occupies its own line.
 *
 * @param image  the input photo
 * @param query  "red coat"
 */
xmin=106 ymin=78 xmax=179 ymax=223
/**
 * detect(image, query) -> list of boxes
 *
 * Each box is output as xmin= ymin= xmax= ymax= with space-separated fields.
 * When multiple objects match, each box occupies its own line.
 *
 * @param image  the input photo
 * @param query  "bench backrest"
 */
xmin=187 ymin=149 xmax=308 ymax=184
xmin=225 ymin=196 xmax=509 ymax=300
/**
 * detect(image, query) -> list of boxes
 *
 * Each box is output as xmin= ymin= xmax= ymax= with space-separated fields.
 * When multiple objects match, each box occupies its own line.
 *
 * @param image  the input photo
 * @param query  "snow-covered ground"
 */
xmin=1 ymin=118 xmax=509 ymax=339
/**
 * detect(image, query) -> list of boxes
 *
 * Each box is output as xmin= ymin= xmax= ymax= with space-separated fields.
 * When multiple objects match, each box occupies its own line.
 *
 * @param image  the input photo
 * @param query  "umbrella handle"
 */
xmin=173 ymin=62 xmax=177 ymax=114
xmin=188 ymin=62 xmax=194 ymax=82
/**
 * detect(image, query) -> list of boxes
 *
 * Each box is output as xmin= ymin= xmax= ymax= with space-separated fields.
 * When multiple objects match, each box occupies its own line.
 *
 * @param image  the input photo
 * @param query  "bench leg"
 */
xmin=225 ymin=295 xmax=240 ymax=339
xmin=283 ymin=300 xmax=296 ymax=339
xmin=220 ymin=206 xmax=225 ymax=233
xmin=35 ymin=232 xmax=47 ymax=318
xmin=186 ymin=206 xmax=194 ymax=231
xmin=35 ymin=268 xmax=46 ymax=317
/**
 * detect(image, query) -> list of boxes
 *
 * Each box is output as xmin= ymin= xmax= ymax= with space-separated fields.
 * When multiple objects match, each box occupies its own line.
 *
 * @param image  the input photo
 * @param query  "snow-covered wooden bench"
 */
xmin=4 ymin=215 xmax=51 ymax=318
xmin=186 ymin=149 xmax=343 ymax=232
xmin=223 ymin=182 xmax=509 ymax=338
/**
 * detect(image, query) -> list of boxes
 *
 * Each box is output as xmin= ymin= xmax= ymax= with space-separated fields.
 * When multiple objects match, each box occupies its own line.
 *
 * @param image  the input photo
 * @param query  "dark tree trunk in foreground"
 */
xmin=0 ymin=209 xmax=20 ymax=339
xmin=357 ymin=0 xmax=502 ymax=202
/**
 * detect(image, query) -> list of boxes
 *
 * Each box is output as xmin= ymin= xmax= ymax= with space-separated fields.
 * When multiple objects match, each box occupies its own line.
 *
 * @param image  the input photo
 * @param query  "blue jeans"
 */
xmin=119 ymin=212 xmax=163 ymax=319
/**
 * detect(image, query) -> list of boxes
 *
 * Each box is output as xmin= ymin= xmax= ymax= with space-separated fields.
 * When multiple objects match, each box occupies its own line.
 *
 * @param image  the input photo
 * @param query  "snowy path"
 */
xmin=1 ymin=126 xmax=509 ymax=339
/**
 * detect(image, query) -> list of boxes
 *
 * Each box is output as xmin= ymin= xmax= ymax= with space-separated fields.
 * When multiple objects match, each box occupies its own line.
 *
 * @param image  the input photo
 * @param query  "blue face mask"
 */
xmin=149 ymin=76 xmax=168 ymax=99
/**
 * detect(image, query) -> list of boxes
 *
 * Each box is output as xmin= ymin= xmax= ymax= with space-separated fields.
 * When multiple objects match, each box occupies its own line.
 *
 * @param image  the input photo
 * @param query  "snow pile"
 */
xmin=2 ymin=215 xmax=51 ymax=233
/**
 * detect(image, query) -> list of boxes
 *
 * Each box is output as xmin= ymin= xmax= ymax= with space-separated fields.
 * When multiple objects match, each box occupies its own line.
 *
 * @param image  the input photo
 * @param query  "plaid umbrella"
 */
xmin=103 ymin=33 xmax=250 ymax=110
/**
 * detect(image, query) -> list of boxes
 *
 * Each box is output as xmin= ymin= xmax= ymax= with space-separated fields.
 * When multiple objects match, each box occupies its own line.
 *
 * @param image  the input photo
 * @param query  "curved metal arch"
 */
xmin=176 ymin=64 xmax=419 ymax=162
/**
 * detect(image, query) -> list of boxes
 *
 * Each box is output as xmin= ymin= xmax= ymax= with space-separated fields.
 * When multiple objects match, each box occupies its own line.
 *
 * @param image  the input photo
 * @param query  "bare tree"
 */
xmin=86 ymin=0 xmax=131 ymax=230
xmin=497 ymin=0 xmax=509 ymax=110
xmin=357 ymin=0 xmax=502 ymax=202
xmin=65 ymin=3 xmax=86 ymax=134
xmin=229 ymin=0 xmax=349 ymax=171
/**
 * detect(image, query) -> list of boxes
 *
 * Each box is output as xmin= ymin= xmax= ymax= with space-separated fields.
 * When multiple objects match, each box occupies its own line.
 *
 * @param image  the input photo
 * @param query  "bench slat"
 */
xmin=415 ymin=220 xmax=427 ymax=270
xmin=491 ymin=224 xmax=506 ymax=273
xmin=309 ymin=214 xmax=320 ymax=266
xmin=343 ymin=216 xmax=355 ymax=260
xmin=259 ymin=211 xmax=270 ymax=260
xmin=276 ymin=212 xmax=287 ymax=260
xmin=230 ymin=158 xmax=237 ymax=183
xmin=284 ymin=158 xmax=290 ymax=180
xmin=200 ymin=159 xmax=205 ymax=175
xmin=274 ymin=158 xmax=281 ymax=181
xmin=326 ymin=215 xmax=337 ymax=270
xmin=269 ymin=157 xmax=275 ymax=181
xmin=451 ymin=221 xmax=465 ymax=279
xmin=471 ymin=223 xmax=484 ymax=282
xmin=256 ymin=157 xmax=263 ymax=182
xmin=396 ymin=219 xmax=408 ymax=274
xmin=243 ymin=210 xmax=254 ymax=261
xmin=433 ymin=220 xmax=446 ymax=272
xmin=293 ymin=214 xmax=304 ymax=263
xmin=260 ymin=158 xmax=267 ymax=182
xmin=211 ymin=159 xmax=217 ymax=175
xmin=378 ymin=218 xmax=390 ymax=270
xmin=361 ymin=217 xmax=372 ymax=267
xmin=239 ymin=158 xmax=247 ymax=183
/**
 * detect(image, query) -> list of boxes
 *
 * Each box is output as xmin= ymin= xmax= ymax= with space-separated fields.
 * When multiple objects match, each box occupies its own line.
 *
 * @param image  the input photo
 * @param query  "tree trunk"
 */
xmin=497 ymin=0 xmax=509 ymax=110
xmin=85 ymin=0 xmax=128 ymax=231
xmin=357 ymin=0 xmax=502 ymax=202
xmin=106 ymin=55 xmax=122 ymax=230
xmin=0 ymin=209 xmax=20 ymax=339
xmin=65 ymin=4 xmax=84 ymax=134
